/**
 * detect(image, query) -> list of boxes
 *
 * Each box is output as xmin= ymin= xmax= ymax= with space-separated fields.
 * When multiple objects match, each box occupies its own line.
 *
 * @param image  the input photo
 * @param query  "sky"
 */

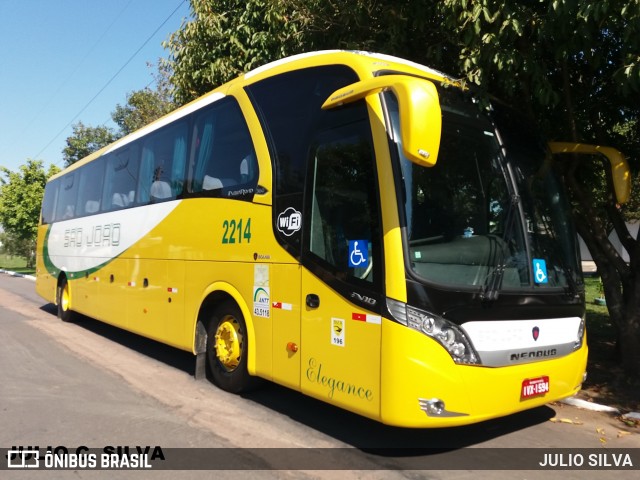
xmin=0 ymin=0 xmax=192 ymax=173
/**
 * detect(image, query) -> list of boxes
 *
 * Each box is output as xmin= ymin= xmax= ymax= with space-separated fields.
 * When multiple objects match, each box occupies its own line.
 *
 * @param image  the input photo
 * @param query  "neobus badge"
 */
xmin=276 ymin=207 xmax=301 ymax=236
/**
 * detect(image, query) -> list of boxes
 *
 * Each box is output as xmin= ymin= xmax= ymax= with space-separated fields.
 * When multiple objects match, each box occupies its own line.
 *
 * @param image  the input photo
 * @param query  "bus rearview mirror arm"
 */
xmin=549 ymin=142 xmax=631 ymax=204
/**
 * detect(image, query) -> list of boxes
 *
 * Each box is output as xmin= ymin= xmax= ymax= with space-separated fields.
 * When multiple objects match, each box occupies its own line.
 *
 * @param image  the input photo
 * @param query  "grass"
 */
xmin=0 ymin=254 xmax=35 ymax=275
xmin=584 ymin=276 xmax=614 ymax=344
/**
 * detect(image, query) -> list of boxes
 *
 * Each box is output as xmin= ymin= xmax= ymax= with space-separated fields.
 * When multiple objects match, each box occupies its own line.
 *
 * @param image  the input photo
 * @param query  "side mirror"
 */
xmin=549 ymin=142 xmax=631 ymax=204
xmin=323 ymin=75 xmax=441 ymax=167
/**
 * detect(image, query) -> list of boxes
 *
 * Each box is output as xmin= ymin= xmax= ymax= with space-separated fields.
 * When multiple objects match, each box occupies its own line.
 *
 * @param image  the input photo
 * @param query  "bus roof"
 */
xmin=49 ymin=50 xmax=457 ymax=181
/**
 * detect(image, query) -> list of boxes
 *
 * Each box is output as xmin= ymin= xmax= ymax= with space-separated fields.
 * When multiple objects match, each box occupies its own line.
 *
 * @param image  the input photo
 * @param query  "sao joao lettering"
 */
xmin=64 ymin=223 xmax=121 ymax=248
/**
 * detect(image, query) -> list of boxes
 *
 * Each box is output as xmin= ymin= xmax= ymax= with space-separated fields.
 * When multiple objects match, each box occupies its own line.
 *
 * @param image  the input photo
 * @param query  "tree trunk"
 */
xmin=619 ymin=234 xmax=640 ymax=372
xmin=561 ymin=155 xmax=640 ymax=374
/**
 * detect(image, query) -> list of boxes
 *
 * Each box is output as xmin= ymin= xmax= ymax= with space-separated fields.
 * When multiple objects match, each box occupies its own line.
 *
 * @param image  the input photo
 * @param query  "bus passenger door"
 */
xmin=299 ymin=114 xmax=383 ymax=420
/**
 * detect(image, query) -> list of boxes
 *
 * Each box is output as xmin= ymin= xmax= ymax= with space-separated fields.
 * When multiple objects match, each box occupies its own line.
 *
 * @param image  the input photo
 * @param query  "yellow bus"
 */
xmin=36 ymin=50 xmax=611 ymax=427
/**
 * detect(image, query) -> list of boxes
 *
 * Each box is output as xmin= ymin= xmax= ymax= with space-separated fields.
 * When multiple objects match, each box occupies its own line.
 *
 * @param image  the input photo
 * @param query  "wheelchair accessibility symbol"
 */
xmin=349 ymin=240 xmax=369 ymax=268
xmin=533 ymin=258 xmax=548 ymax=284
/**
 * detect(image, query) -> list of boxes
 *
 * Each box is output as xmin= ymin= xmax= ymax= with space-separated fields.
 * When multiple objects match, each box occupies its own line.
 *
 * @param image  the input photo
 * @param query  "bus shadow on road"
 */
xmin=241 ymin=382 xmax=556 ymax=450
xmin=39 ymin=302 xmax=555 ymax=452
xmin=39 ymin=303 xmax=195 ymax=375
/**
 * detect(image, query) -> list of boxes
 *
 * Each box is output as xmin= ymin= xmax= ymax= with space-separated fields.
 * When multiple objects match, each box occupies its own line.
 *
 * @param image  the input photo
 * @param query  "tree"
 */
xmin=163 ymin=0 xmax=308 ymax=104
xmin=62 ymin=122 xmax=116 ymax=167
xmin=111 ymin=88 xmax=175 ymax=136
xmin=0 ymin=160 xmax=59 ymax=267
xmin=112 ymin=62 xmax=177 ymax=136
xmin=0 ymin=231 xmax=37 ymax=266
xmin=163 ymin=1 xmax=455 ymax=103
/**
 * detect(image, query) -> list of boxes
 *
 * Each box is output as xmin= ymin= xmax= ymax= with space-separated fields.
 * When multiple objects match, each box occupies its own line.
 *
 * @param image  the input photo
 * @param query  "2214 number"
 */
xmin=222 ymin=218 xmax=252 ymax=244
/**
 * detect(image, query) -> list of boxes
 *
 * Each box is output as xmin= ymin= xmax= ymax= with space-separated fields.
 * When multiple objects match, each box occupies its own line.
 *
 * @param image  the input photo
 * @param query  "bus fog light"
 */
xmin=425 ymin=399 xmax=445 ymax=416
xmin=419 ymin=397 xmax=469 ymax=418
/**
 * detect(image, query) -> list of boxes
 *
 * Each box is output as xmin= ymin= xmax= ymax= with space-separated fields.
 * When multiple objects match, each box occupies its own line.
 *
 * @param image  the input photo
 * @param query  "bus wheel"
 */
xmin=57 ymin=277 xmax=75 ymax=322
xmin=206 ymin=300 xmax=256 ymax=393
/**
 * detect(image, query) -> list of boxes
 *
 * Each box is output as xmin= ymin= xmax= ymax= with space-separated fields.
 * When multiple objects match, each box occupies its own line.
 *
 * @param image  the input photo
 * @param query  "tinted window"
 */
xmin=102 ymin=147 xmax=139 ymax=211
xmin=76 ymin=158 xmax=105 ymax=216
xmin=138 ymin=122 xmax=188 ymax=203
xmin=55 ymin=173 xmax=78 ymax=221
xmin=189 ymin=97 xmax=258 ymax=200
xmin=41 ymin=178 xmax=60 ymax=224
xmin=307 ymin=114 xmax=381 ymax=286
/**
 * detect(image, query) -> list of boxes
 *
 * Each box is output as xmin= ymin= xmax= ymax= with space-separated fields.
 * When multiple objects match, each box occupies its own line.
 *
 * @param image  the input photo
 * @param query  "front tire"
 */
xmin=206 ymin=300 xmax=259 ymax=393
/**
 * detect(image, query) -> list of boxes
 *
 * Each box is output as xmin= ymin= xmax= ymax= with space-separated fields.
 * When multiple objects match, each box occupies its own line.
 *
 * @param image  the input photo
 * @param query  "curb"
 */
xmin=560 ymin=396 xmax=619 ymax=413
xmin=560 ymin=396 xmax=640 ymax=421
xmin=0 ymin=269 xmax=36 ymax=281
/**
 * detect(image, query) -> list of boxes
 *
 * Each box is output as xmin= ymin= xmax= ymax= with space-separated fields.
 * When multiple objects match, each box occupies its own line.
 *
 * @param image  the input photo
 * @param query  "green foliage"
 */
xmin=162 ymin=0 xmax=464 ymax=104
xmin=112 ymin=88 xmax=176 ymax=136
xmin=436 ymin=1 xmax=640 ymax=155
xmin=163 ymin=0 xmax=308 ymax=104
xmin=0 ymin=233 xmax=36 ymax=268
xmin=112 ymin=62 xmax=177 ymax=136
xmin=62 ymin=122 xmax=116 ymax=167
xmin=0 ymin=160 xmax=59 ymax=266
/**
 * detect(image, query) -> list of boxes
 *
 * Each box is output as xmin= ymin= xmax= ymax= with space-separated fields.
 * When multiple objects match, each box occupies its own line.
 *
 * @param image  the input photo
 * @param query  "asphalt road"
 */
xmin=0 ymin=273 xmax=637 ymax=479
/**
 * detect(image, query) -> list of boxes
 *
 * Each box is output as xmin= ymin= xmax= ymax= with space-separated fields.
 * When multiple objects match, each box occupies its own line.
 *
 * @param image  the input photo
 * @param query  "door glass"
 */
xmin=307 ymin=118 xmax=380 ymax=285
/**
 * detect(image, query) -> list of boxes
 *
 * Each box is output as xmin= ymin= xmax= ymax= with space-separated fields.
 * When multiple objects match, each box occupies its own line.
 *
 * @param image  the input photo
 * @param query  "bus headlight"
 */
xmin=387 ymin=299 xmax=480 ymax=365
xmin=573 ymin=316 xmax=586 ymax=351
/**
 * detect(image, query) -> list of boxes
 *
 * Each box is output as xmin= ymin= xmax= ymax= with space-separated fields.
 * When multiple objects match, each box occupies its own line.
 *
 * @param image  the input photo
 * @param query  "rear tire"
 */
xmin=56 ymin=277 xmax=76 ymax=322
xmin=205 ymin=300 xmax=260 ymax=393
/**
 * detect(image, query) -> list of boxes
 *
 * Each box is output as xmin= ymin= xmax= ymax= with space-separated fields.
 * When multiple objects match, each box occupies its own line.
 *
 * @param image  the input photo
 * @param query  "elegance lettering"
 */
xmin=306 ymin=357 xmax=373 ymax=401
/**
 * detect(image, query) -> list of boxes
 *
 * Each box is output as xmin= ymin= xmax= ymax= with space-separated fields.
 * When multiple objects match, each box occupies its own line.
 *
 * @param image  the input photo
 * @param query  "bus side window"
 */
xmin=138 ymin=122 xmax=187 ymax=204
xmin=55 ymin=173 xmax=78 ymax=221
xmin=41 ymin=179 xmax=60 ymax=224
xmin=189 ymin=97 xmax=258 ymax=199
xmin=102 ymin=147 xmax=139 ymax=211
xmin=75 ymin=157 xmax=105 ymax=216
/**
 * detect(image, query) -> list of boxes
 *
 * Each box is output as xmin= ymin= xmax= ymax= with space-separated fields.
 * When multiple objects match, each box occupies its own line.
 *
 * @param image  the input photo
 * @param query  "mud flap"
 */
xmin=194 ymin=320 xmax=207 ymax=380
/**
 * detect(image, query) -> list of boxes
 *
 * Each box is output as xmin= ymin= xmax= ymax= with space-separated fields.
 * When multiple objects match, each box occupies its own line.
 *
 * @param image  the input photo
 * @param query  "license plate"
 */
xmin=521 ymin=376 xmax=549 ymax=399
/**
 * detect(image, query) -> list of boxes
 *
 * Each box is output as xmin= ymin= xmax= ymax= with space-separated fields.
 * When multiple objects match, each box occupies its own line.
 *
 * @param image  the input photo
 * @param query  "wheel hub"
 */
xmin=214 ymin=317 xmax=242 ymax=371
xmin=61 ymin=284 xmax=70 ymax=311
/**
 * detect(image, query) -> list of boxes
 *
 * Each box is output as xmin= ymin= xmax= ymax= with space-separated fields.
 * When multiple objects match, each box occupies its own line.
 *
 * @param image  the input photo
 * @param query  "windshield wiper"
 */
xmin=481 ymin=193 xmax=520 ymax=301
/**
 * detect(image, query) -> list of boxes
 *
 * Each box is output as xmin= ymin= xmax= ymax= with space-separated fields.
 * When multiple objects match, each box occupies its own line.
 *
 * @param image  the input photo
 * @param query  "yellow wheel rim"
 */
xmin=214 ymin=316 xmax=242 ymax=372
xmin=61 ymin=283 xmax=70 ymax=311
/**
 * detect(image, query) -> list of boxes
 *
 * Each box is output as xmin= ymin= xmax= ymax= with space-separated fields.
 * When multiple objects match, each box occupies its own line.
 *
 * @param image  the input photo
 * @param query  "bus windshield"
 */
xmin=385 ymin=87 xmax=581 ymax=293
